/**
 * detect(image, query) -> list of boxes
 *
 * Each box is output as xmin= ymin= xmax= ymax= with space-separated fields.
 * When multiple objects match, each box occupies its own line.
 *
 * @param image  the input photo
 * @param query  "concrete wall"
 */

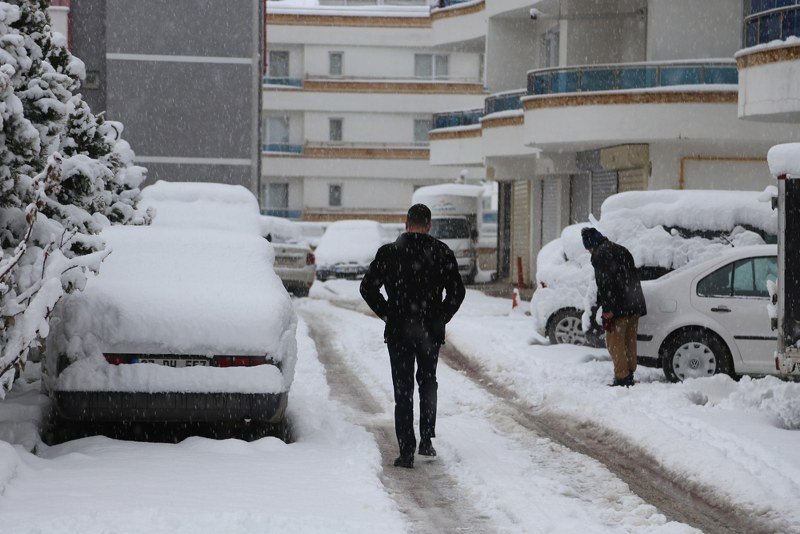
xmin=646 ymin=0 xmax=741 ymax=61
xmin=485 ymin=18 xmax=540 ymax=92
xmin=304 ymin=112 xmax=432 ymax=145
xmin=73 ymin=0 xmax=262 ymax=191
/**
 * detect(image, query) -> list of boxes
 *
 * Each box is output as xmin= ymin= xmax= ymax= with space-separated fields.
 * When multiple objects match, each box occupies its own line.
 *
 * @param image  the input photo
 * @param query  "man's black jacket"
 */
xmin=360 ymin=232 xmax=465 ymax=344
xmin=590 ymin=238 xmax=647 ymax=318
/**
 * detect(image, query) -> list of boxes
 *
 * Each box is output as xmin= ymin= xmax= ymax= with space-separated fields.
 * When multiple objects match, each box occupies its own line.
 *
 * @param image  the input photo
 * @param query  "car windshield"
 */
xmin=430 ymin=218 xmax=470 ymax=239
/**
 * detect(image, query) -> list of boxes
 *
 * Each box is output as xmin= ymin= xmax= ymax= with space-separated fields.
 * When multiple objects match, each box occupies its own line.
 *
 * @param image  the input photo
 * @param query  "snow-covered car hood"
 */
xmin=49 ymin=226 xmax=296 ymax=362
xmin=314 ymin=220 xmax=385 ymax=268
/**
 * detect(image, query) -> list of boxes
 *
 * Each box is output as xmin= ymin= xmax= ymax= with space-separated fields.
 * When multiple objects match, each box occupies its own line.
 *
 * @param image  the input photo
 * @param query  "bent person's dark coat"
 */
xmin=360 ymin=232 xmax=465 ymax=343
xmin=591 ymin=238 xmax=647 ymax=318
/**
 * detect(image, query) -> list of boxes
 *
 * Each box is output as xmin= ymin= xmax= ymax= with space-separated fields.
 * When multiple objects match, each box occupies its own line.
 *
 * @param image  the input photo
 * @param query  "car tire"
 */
xmin=661 ymin=328 xmax=734 ymax=383
xmin=547 ymin=308 xmax=587 ymax=346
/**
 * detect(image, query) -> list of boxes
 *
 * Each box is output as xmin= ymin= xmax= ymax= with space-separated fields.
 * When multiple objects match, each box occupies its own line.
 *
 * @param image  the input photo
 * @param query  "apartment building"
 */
xmin=429 ymin=0 xmax=800 ymax=284
xmin=263 ymin=0 xmax=487 ymax=221
xmin=66 ymin=0 xmax=263 ymax=191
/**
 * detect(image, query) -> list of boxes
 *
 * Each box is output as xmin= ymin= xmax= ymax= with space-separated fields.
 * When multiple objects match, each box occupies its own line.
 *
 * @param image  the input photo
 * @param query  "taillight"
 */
xmin=104 ymin=354 xmax=135 ymax=365
xmin=306 ymin=252 xmax=315 ymax=265
xmin=212 ymin=356 xmax=268 ymax=367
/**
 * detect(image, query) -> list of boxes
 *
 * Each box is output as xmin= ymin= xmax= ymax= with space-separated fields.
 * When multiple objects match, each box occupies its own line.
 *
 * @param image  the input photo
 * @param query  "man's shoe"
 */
xmin=418 ymin=439 xmax=437 ymax=457
xmin=609 ymin=376 xmax=630 ymax=387
xmin=624 ymin=372 xmax=635 ymax=386
xmin=393 ymin=455 xmax=414 ymax=468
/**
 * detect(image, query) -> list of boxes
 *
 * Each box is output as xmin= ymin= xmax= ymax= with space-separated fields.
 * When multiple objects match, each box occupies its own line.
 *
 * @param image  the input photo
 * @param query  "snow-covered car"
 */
xmin=637 ymin=245 xmax=777 ymax=381
xmin=314 ymin=220 xmax=387 ymax=281
xmin=44 ymin=182 xmax=297 ymax=436
xmin=532 ymin=190 xmax=776 ymax=347
xmin=260 ymin=215 xmax=316 ymax=297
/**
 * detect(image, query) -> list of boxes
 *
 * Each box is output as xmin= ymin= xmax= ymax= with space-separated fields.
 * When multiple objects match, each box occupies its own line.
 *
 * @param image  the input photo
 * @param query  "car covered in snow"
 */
xmin=637 ymin=245 xmax=777 ymax=381
xmin=532 ymin=190 xmax=776 ymax=347
xmin=314 ymin=219 xmax=387 ymax=281
xmin=260 ymin=215 xmax=316 ymax=297
xmin=44 ymin=182 xmax=297 ymax=436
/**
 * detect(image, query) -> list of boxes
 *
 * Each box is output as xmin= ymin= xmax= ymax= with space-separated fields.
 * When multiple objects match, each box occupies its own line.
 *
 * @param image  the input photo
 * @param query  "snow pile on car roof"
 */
xmin=314 ymin=220 xmax=385 ymax=268
xmin=768 ymin=143 xmax=800 ymax=178
xmin=260 ymin=215 xmax=305 ymax=244
xmin=140 ymin=181 xmax=262 ymax=235
xmin=48 ymin=224 xmax=296 ymax=393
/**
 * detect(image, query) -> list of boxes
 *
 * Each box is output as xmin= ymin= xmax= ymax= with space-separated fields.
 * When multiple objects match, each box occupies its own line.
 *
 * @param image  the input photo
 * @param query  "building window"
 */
xmin=329 ymin=118 xmax=343 ymax=142
xmin=329 ymin=184 xmax=342 ymax=207
xmin=329 ymin=51 xmax=343 ymax=76
xmin=268 ymin=50 xmax=290 ymax=78
xmin=540 ymin=28 xmax=560 ymax=69
xmin=415 ymin=53 xmax=449 ymax=79
xmin=413 ymin=118 xmax=432 ymax=145
xmin=266 ymin=183 xmax=289 ymax=210
xmin=265 ymin=116 xmax=290 ymax=145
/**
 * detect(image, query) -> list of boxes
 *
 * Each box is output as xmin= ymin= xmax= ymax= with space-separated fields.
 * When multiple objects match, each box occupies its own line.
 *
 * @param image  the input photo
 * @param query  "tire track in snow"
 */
xmin=297 ymin=307 xmax=497 ymax=534
xmin=318 ymin=298 xmax=781 ymax=533
xmin=440 ymin=346 xmax=783 ymax=534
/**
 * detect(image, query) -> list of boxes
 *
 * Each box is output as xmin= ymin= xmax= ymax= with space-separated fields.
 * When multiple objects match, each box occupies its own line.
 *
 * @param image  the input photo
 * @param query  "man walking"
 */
xmin=360 ymin=204 xmax=466 ymax=468
xmin=581 ymin=227 xmax=646 ymax=387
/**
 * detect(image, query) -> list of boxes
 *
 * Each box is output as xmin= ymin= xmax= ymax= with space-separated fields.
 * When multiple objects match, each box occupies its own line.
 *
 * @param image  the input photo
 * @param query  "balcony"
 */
xmin=433 ymin=108 xmax=483 ymax=129
xmin=263 ymin=143 xmax=304 ymax=154
xmin=264 ymin=77 xmax=303 ymax=88
xmin=484 ymin=90 xmax=525 ymax=115
xmin=744 ymin=2 xmax=800 ymax=47
xmin=528 ymin=61 xmax=738 ymax=96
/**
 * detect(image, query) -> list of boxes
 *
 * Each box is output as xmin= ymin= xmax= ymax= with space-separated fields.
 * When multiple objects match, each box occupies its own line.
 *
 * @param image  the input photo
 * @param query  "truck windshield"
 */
xmin=430 ymin=218 xmax=471 ymax=239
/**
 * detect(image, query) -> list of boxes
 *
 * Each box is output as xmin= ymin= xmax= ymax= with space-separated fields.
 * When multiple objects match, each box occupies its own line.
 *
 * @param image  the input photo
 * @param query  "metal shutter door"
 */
xmin=591 ymin=170 xmax=618 ymax=218
xmin=569 ymin=174 xmax=590 ymax=224
xmin=541 ymin=179 xmax=560 ymax=245
xmin=618 ymin=167 xmax=648 ymax=193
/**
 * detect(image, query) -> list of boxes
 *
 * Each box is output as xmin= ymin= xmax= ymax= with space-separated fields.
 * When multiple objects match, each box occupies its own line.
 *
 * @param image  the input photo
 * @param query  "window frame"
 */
xmin=328 ymin=183 xmax=343 ymax=207
xmin=413 ymin=118 xmax=433 ymax=145
xmin=414 ymin=53 xmax=450 ymax=80
xmin=328 ymin=117 xmax=343 ymax=142
xmin=696 ymin=256 xmax=777 ymax=299
xmin=268 ymin=50 xmax=290 ymax=78
xmin=265 ymin=115 xmax=290 ymax=145
xmin=328 ymin=51 xmax=344 ymax=77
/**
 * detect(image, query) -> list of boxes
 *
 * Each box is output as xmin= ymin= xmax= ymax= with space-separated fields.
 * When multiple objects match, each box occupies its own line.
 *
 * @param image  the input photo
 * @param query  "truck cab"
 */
xmin=430 ymin=215 xmax=478 ymax=284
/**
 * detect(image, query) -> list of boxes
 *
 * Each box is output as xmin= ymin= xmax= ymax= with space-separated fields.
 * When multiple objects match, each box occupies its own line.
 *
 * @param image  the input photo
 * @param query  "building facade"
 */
xmin=66 ymin=0 xmax=263 ymax=192
xmin=263 ymin=0 xmax=487 ymax=222
xmin=429 ymin=0 xmax=800 ymax=284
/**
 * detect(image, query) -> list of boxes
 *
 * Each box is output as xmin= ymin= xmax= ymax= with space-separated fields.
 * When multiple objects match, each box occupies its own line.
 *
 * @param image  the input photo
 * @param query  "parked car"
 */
xmin=532 ymin=190 xmax=776 ymax=347
xmin=638 ymin=245 xmax=777 ymax=381
xmin=315 ymin=220 xmax=387 ymax=281
xmin=44 ymin=182 xmax=297 ymax=439
xmin=260 ymin=215 xmax=316 ymax=297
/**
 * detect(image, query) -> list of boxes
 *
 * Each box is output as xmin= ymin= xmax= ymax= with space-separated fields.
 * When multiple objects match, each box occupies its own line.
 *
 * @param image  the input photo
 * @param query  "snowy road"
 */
xmin=0 ymin=283 xmax=798 ymax=533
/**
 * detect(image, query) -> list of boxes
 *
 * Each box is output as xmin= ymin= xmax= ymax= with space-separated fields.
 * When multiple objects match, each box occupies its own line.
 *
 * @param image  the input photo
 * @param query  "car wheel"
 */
xmin=547 ymin=308 xmax=587 ymax=346
xmin=661 ymin=329 xmax=733 ymax=382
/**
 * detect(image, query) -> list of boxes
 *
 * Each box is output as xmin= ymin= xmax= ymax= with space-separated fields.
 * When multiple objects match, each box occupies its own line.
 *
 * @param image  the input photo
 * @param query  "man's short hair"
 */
xmin=407 ymin=203 xmax=431 ymax=226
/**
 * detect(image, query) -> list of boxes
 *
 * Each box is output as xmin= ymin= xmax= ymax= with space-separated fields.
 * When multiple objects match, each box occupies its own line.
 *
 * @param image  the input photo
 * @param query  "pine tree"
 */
xmin=0 ymin=1 xmax=146 ymax=396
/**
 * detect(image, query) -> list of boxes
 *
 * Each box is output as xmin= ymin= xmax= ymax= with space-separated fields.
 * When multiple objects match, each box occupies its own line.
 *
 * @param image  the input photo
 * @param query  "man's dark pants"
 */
xmin=387 ymin=332 xmax=440 ymax=458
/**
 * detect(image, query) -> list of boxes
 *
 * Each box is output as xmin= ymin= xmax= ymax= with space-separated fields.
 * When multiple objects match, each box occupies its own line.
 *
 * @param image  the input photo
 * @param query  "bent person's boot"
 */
xmin=418 ymin=438 xmax=437 ymax=457
xmin=624 ymin=372 xmax=635 ymax=386
xmin=609 ymin=377 xmax=628 ymax=387
xmin=393 ymin=455 xmax=414 ymax=468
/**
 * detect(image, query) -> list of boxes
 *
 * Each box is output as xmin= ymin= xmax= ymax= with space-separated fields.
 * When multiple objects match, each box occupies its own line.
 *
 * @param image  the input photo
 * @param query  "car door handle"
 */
xmin=710 ymin=306 xmax=731 ymax=313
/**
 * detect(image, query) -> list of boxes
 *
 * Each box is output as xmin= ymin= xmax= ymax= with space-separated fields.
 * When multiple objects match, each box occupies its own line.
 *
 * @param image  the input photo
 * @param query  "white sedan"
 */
xmin=637 ymin=245 xmax=778 ymax=381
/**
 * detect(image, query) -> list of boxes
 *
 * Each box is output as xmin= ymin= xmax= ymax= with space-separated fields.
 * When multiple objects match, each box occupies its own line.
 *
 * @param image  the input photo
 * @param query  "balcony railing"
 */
xmin=262 ymin=208 xmax=304 ymax=220
xmin=744 ymin=3 xmax=800 ymax=47
xmin=264 ymin=77 xmax=303 ymax=88
xmin=528 ymin=61 xmax=738 ymax=96
xmin=432 ymin=108 xmax=483 ymax=129
xmin=263 ymin=143 xmax=304 ymax=154
xmin=485 ymin=90 xmax=526 ymax=115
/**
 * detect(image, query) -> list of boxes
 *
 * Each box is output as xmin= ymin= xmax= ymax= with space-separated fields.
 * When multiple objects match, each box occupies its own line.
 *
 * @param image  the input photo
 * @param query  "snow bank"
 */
xmin=768 ymin=143 xmax=800 ymax=178
xmin=140 ymin=181 xmax=262 ymax=235
xmin=48 ymin=225 xmax=297 ymax=392
xmin=314 ymin=220 xmax=385 ymax=268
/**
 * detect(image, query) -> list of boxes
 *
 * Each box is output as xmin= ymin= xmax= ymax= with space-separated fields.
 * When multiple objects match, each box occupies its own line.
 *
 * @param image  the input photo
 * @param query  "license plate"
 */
xmin=138 ymin=357 xmax=209 ymax=368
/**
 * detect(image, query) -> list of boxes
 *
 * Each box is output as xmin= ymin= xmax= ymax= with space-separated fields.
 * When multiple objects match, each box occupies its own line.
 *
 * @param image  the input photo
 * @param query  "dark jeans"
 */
xmin=387 ymin=335 xmax=440 ymax=457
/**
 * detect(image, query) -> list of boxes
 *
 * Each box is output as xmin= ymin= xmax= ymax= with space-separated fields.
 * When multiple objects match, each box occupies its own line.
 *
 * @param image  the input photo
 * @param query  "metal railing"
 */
xmin=528 ymin=61 xmax=738 ymax=96
xmin=263 ymin=143 xmax=304 ymax=154
xmin=262 ymin=208 xmax=304 ymax=220
xmin=484 ymin=90 xmax=526 ymax=115
xmin=743 ymin=3 xmax=800 ymax=47
xmin=432 ymin=108 xmax=483 ymax=129
xmin=264 ymin=77 xmax=303 ymax=87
